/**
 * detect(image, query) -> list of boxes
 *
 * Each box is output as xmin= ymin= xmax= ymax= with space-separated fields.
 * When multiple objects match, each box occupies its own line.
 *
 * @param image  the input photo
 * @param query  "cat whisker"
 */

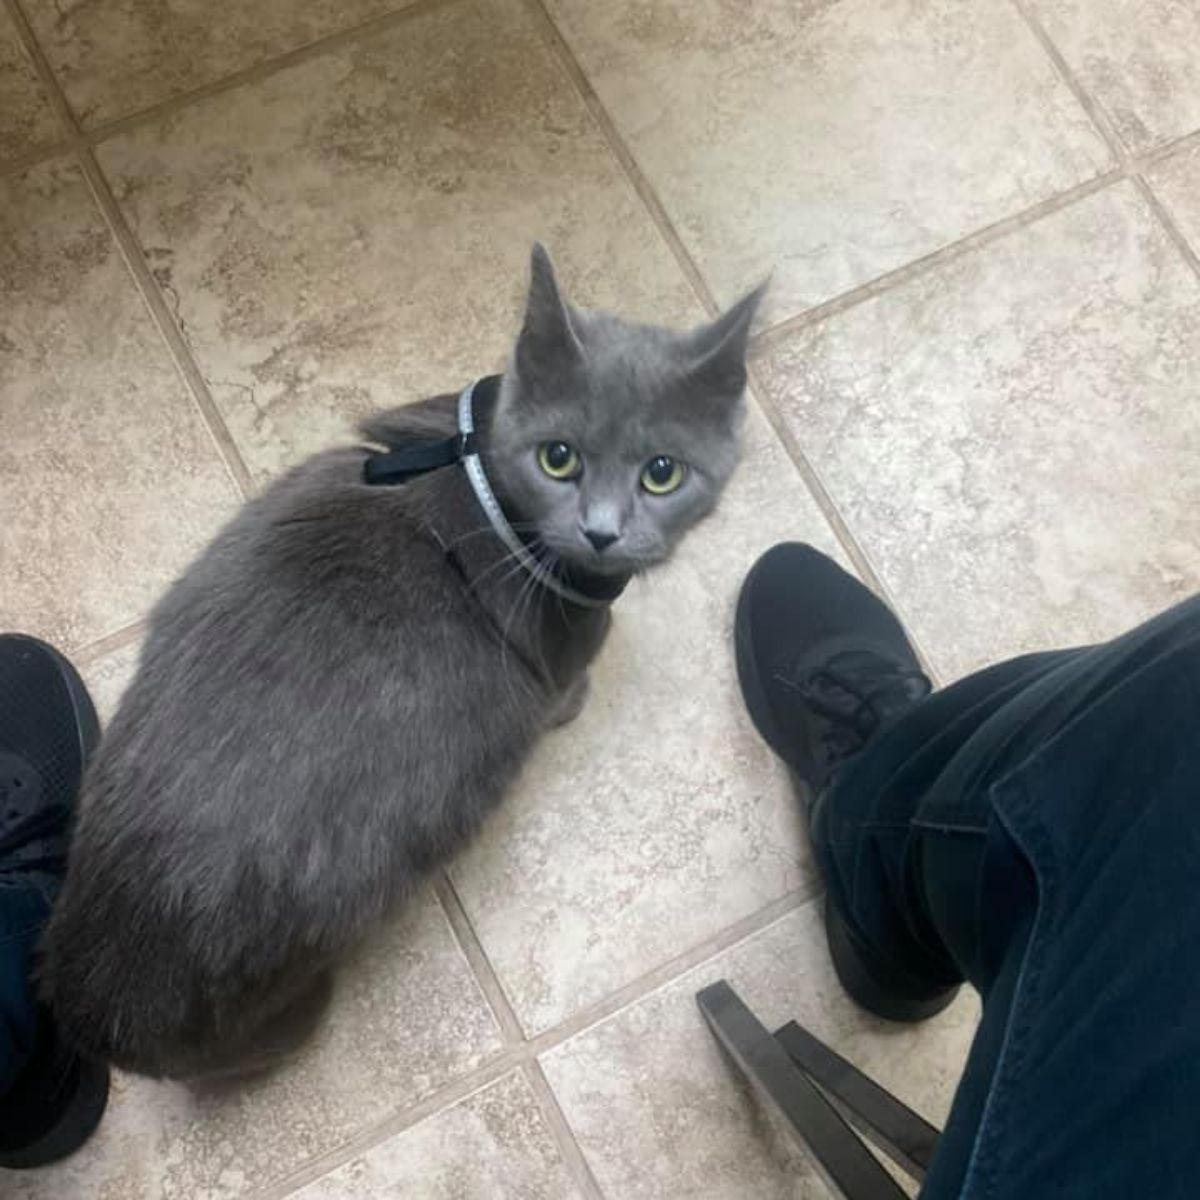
xmin=438 ymin=520 xmax=540 ymax=554
xmin=468 ymin=545 xmax=535 ymax=593
xmin=497 ymin=553 xmax=548 ymax=706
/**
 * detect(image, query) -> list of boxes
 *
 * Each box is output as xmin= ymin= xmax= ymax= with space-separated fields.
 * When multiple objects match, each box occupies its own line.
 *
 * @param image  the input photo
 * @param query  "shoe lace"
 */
xmin=799 ymin=654 xmax=931 ymax=761
xmin=0 ymin=774 xmax=67 ymax=881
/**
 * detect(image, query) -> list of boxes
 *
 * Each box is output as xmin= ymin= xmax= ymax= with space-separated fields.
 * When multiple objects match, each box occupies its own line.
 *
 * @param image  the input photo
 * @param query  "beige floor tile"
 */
xmin=1146 ymin=141 xmax=1200 ymax=253
xmin=0 ymin=161 xmax=241 ymax=653
xmin=544 ymin=0 xmax=1111 ymax=324
xmin=24 ymin=0 xmax=421 ymax=129
xmin=1027 ymin=0 xmax=1200 ymax=152
xmin=79 ymin=639 xmax=142 ymax=726
xmin=450 ymin=404 xmax=841 ymax=1035
xmin=754 ymin=182 xmax=1200 ymax=682
xmin=292 ymin=1072 xmax=583 ymax=1200
xmin=12 ymin=890 xmax=504 ymax=1200
xmin=96 ymin=0 xmax=703 ymax=483
xmin=0 ymin=6 xmax=59 ymax=165
xmin=541 ymin=901 xmax=980 ymax=1200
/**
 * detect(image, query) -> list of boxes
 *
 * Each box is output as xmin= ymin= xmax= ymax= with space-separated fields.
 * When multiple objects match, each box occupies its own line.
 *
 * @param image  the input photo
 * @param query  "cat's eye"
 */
xmin=538 ymin=441 xmax=582 ymax=481
xmin=641 ymin=455 xmax=686 ymax=495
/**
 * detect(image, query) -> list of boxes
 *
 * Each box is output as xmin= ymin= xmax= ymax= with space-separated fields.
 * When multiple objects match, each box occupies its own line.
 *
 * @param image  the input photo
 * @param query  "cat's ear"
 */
xmin=515 ymin=243 xmax=582 ymax=378
xmin=687 ymin=279 xmax=769 ymax=397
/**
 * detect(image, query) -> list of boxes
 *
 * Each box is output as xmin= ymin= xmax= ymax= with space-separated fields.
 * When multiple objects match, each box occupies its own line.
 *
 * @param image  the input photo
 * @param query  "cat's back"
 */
xmin=82 ymin=442 xmax=540 ymax=882
xmin=41 ymin=437 xmax=546 ymax=1064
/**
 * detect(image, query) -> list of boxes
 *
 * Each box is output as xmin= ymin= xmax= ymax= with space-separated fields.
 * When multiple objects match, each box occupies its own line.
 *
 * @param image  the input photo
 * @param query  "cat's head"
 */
xmin=489 ymin=245 xmax=765 ymax=577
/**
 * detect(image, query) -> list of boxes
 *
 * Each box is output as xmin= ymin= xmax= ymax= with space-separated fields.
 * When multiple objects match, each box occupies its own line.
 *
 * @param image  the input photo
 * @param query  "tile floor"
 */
xmin=3 ymin=0 xmax=1200 ymax=1196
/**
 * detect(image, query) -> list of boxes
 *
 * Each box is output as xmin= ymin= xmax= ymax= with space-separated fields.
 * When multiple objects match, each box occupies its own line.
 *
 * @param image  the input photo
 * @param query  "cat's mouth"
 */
xmin=541 ymin=538 xmax=655 ymax=580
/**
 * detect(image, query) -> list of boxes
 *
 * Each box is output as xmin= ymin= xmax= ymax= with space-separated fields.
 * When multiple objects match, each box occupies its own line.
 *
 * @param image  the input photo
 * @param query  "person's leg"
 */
xmin=0 ymin=635 xmax=109 ymax=1170
xmin=918 ymin=631 xmax=1200 ymax=1198
xmin=736 ymin=543 xmax=1065 ymax=1016
xmin=737 ymin=544 xmax=1200 ymax=1198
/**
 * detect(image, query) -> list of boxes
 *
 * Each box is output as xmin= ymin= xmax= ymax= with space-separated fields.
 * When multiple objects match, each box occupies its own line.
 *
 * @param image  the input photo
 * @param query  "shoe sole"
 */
xmin=0 ymin=1056 xmax=110 ymax=1170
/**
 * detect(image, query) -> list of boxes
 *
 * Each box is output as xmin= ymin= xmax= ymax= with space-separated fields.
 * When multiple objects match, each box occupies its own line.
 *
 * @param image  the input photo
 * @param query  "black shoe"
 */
xmin=735 ymin=545 xmax=958 ymax=1022
xmin=0 ymin=634 xmax=110 ymax=1170
xmin=735 ymin=543 xmax=931 ymax=795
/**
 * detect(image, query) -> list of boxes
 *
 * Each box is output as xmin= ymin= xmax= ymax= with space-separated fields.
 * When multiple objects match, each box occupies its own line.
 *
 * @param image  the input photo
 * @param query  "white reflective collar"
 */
xmin=457 ymin=379 xmax=609 ymax=610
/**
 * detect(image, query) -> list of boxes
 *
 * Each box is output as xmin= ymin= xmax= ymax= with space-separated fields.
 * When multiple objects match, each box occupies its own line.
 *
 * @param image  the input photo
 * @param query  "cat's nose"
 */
xmin=584 ymin=528 xmax=619 ymax=552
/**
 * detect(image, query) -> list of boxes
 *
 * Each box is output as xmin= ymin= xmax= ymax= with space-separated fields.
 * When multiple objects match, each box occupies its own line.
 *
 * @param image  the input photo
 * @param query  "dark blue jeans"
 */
xmin=818 ymin=596 xmax=1200 ymax=1198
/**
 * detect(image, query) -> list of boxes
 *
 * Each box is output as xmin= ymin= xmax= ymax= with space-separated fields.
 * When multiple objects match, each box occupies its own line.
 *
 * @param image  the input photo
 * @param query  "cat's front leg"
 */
xmin=549 ymin=674 xmax=590 ymax=728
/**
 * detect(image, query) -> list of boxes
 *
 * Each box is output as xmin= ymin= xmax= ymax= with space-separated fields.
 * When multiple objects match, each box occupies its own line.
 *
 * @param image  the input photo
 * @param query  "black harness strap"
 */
xmin=363 ymin=432 xmax=477 ymax=486
xmin=361 ymin=378 xmax=631 ymax=608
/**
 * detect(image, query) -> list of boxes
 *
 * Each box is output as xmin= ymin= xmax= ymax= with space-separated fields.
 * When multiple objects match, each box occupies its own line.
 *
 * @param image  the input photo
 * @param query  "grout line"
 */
xmin=3 ymin=0 xmax=1191 ymax=1186
xmin=1136 ymin=125 xmax=1200 ymax=170
xmin=748 ymin=111 xmax=1200 ymax=353
xmin=19 ymin=4 xmax=864 ymax=1188
xmin=81 ymin=0 xmax=455 ymax=145
xmin=435 ymin=873 xmax=527 ymax=1044
xmin=5 ymin=0 xmax=79 ymax=135
xmin=5 ymin=0 xmax=256 ymax=498
xmin=12 ymin=0 xmax=453 ymax=161
xmin=72 ymin=620 xmax=147 ymax=666
xmin=751 ymin=169 xmax=1122 ymax=351
xmin=520 ymin=0 xmax=718 ymax=319
xmin=1010 ymin=0 xmax=1126 ymax=156
xmin=257 ymin=885 xmax=820 ymax=1199
xmin=10 ymin=0 xmax=1193 ymax=1175
xmin=0 ymin=0 xmax=454 ymax=183
xmin=1132 ymin=173 xmax=1200 ymax=282
xmin=520 ymin=0 xmax=901 ymax=606
xmin=745 ymin=359 xmax=945 ymax=684
xmin=522 ymin=1060 xmax=608 ymax=1200
xmin=255 ymin=1058 xmax=529 ymax=1200
xmin=76 ymin=149 xmax=256 ymax=497
xmin=441 ymin=862 xmax=611 ymax=1194
xmin=434 ymin=872 xmax=612 ymax=1197
xmin=524 ymin=884 xmax=818 ymax=1056
xmin=1010 ymin=0 xmax=1200 ymax=286
xmin=520 ymin=0 xmax=1184 ymax=657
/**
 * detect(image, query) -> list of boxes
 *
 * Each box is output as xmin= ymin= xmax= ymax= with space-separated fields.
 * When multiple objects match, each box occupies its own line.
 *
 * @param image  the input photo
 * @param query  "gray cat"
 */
xmin=40 ymin=246 xmax=765 ymax=1079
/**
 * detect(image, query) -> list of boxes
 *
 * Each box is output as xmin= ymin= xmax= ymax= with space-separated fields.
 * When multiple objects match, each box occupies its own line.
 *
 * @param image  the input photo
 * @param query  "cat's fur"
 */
xmin=40 ymin=247 xmax=764 ymax=1079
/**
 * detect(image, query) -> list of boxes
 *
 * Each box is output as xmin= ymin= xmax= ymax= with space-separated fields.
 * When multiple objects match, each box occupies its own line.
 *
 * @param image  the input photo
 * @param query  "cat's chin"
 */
xmin=556 ymin=556 xmax=632 ymax=578
xmin=555 ymin=549 xmax=665 ymax=579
